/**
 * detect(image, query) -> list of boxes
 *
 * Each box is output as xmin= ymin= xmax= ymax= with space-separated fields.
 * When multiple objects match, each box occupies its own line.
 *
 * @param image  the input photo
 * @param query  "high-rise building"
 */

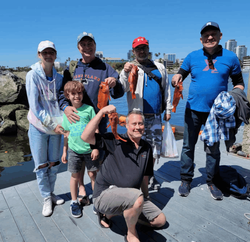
xmin=95 ymin=51 xmax=103 ymax=59
xmin=127 ymin=50 xmax=133 ymax=61
xmin=225 ymin=39 xmax=237 ymax=53
xmin=164 ymin=54 xmax=176 ymax=63
xmin=235 ymin=45 xmax=247 ymax=61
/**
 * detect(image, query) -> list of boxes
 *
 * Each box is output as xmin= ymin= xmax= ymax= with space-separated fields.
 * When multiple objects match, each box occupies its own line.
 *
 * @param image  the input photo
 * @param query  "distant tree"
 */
xmin=65 ymin=57 xmax=71 ymax=67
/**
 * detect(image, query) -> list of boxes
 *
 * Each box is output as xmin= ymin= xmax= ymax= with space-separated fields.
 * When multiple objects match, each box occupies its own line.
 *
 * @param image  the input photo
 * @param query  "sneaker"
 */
xmin=178 ymin=181 xmax=191 ymax=197
xmin=149 ymin=176 xmax=161 ymax=190
xmin=70 ymin=202 xmax=82 ymax=218
xmin=207 ymin=184 xmax=223 ymax=200
xmin=51 ymin=193 xmax=64 ymax=205
xmin=42 ymin=196 xmax=52 ymax=217
xmin=93 ymin=206 xmax=98 ymax=215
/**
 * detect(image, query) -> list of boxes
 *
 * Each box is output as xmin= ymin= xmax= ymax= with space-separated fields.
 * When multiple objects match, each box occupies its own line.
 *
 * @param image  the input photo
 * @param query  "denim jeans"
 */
xmin=180 ymin=108 xmax=220 ymax=185
xmin=28 ymin=124 xmax=62 ymax=198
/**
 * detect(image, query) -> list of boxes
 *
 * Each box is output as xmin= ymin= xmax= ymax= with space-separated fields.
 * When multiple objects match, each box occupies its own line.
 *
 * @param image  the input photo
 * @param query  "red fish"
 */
xmin=107 ymin=112 xmax=127 ymax=142
xmin=128 ymin=65 xmax=138 ymax=99
xmin=97 ymin=81 xmax=111 ymax=116
xmin=118 ymin=114 xmax=126 ymax=127
xmin=172 ymin=82 xmax=183 ymax=113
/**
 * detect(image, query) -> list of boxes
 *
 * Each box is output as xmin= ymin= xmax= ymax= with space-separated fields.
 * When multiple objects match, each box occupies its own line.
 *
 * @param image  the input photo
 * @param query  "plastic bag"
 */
xmin=161 ymin=121 xmax=179 ymax=157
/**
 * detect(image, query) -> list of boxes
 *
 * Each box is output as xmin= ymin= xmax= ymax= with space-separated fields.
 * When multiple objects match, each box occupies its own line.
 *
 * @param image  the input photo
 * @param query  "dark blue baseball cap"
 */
xmin=200 ymin=21 xmax=220 ymax=34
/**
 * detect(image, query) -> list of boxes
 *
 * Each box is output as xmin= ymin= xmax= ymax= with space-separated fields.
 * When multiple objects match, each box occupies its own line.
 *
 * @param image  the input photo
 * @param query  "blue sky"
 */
xmin=1 ymin=0 xmax=249 ymax=68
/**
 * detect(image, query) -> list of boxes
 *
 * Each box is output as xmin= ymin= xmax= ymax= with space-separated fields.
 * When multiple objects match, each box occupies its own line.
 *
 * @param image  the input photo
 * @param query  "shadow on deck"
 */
xmin=1 ymin=127 xmax=250 ymax=242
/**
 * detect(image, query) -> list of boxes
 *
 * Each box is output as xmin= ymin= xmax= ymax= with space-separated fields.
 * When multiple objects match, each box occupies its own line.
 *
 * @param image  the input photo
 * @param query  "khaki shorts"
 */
xmin=142 ymin=115 xmax=162 ymax=160
xmin=93 ymin=185 xmax=162 ymax=221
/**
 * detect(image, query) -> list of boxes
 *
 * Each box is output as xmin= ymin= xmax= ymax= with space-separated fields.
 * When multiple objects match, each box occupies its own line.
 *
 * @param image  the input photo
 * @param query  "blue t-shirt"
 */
xmin=181 ymin=48 xmax=241 ymax=112
xmin=143 ymin=69 xmax=162 ymax=114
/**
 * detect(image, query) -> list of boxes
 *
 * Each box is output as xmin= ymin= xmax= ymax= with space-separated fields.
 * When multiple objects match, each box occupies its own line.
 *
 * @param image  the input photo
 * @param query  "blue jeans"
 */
xmin=28 ymin=124 xmax=62 ymax=198
xmin=180 ymin=108 xmax=220 ymax=185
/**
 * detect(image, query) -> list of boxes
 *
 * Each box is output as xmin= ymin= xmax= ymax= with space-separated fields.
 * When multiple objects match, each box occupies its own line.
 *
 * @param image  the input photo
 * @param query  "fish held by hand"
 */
xmin=128 ymin=65 xmax=138 ymax=99
xmin=107 ymin=112 xmax=127 ymax=142
xmin=172 ymin=82 xmax=183 ymax=113
xmin=97 ymin=80 xmax=111 ymax=116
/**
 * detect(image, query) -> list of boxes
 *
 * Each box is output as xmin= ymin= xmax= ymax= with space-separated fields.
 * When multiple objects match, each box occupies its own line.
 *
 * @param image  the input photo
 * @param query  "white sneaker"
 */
xmin=51 ymin=193 xmax=64 ymax=205
xmin=42 ymin=196 xmax=52 ymax=217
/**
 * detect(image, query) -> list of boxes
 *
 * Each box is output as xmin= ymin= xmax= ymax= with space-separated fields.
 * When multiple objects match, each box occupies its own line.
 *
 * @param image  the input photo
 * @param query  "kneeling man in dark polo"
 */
xmin=81 ymin=105 xmax=166 ymax=242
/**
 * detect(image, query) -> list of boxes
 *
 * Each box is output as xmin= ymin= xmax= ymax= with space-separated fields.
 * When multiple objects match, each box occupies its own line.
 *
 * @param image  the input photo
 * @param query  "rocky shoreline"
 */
xmin=0 ymin=70 xmax=29 ymax=135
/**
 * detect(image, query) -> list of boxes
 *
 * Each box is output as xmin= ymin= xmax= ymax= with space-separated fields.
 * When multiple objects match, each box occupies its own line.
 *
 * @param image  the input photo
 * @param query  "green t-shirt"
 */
xmin=62 ymin=104 xmax=96 ymax=154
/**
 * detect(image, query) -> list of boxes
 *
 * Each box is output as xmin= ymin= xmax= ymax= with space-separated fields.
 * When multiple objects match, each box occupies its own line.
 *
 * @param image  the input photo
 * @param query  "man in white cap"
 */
xmin=172 ymin=21 xmax=244 ymax=200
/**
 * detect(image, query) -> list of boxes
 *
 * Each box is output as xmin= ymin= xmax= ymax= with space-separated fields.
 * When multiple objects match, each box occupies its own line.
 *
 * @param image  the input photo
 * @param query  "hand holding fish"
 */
xmin=99 ymin=105 xmax=116 ymax=116
xmin=171 ymin=74 xmax=183 ymax=87
xmin=105 ymin=77 xmax=117 ymax=88
xmin=123 ymin=62 xmax=133 ymax=73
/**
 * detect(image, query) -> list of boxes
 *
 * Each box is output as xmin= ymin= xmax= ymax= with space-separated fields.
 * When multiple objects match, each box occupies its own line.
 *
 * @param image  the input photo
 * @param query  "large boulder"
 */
xmin=13 ymin=71 xmax=27 ymax=85
xmin=15 ymin=109 xmax=29 ymax=131
xmin=0 ymin=104 xmax=28 ymax=120
xmin=0 ymin=119 xmax=17 ymax=135
xmin=0 ymin=70 xmax=28 ymax=106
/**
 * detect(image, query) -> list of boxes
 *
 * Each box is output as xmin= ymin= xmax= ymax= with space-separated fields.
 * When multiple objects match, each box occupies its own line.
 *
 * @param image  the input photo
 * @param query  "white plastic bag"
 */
xmin=161 ymin=121 xmax=179 ymax=158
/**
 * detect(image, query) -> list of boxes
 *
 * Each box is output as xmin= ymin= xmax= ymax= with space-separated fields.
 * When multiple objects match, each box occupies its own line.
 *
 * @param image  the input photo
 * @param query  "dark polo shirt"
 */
xmin=92 ymin=132 xmax=154 ymax=199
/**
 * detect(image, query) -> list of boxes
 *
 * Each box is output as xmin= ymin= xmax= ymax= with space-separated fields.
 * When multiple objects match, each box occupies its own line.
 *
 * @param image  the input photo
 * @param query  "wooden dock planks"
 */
xmin=1 ymin=129 xmax=250 ymax=242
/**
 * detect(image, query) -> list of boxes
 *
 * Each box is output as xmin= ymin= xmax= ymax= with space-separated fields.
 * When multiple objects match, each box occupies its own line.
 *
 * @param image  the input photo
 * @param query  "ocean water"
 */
xmin=0 ymin=72 xmax=249 ymax=189
xmin=111 ymin=72 xmax=250 ymax=128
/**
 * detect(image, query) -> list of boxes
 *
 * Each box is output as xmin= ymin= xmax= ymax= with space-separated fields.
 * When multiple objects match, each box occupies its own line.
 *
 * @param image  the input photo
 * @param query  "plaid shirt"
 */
xmin=200 ymin=91 xmax=236 ymax=146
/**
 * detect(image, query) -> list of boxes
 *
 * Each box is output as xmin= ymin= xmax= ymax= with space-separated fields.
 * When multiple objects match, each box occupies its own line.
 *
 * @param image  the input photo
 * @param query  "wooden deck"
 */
xmin=1 ymin=127 xmax=250 ymax=242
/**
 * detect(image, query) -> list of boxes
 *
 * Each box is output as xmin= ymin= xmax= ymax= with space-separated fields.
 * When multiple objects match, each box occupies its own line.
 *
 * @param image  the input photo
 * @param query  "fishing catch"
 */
xmin=128 ymin=65 xmax=139 ymax=99
xmin=97 ymin=80 xmax=111 ymax=115
xmin=172 ymin=82 xmax=183 ymax=113
xmin=118 ymin=115 xmax=126 ymax=127
xmin=107 ymin=112 xmax=127 ymax=142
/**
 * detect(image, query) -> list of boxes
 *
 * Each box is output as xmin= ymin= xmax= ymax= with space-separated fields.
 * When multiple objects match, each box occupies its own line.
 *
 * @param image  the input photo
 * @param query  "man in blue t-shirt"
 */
xmin=120 ymin=37 xmax=173 ymax=190
xmin=172 ymin=21 xmax=245 ymax=200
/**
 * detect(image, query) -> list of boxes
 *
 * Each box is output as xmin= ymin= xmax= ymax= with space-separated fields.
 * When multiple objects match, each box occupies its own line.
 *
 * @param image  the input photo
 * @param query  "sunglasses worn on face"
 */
xmin=41 ymin=51 xmax=56 ymax=56
xmin=134 ymin=46 xmax=148 ymax=52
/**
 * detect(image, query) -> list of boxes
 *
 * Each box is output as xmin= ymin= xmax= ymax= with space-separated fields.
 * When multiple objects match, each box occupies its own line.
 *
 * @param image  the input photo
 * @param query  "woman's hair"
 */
xmin=64 ymin=81 xmax=84 ymax=99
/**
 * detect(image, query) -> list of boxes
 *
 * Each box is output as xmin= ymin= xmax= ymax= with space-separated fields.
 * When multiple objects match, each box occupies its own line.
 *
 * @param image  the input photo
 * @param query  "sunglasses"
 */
xmin=134 ymin=46 xmax=148 ymax=52
xmin=208 ymin=57 xmax=214 ymax=69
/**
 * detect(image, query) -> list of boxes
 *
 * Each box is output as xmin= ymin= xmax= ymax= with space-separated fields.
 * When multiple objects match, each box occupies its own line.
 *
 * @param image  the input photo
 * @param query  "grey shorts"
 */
xmin=142 ymin=115 xmax=162 ymax=159
xmin=68 ymin=148 xmax=100 ymax=174
xmin=93 ymin=185 xmax=161 ymax=221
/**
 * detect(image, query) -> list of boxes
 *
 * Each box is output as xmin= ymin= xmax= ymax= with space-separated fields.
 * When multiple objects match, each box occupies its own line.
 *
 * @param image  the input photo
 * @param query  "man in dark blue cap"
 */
xmin=172 ymin=21 xmax=245 ymax=200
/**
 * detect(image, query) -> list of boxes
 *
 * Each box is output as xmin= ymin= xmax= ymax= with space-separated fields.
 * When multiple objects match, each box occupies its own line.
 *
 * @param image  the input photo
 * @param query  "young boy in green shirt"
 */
xmin=61 ymin=81 xmax=99 ymax=218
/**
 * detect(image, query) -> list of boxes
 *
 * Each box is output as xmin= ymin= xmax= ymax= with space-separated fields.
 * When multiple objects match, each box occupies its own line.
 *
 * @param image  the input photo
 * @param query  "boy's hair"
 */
xmin=64 ymin=81 xmax=84 ymax=99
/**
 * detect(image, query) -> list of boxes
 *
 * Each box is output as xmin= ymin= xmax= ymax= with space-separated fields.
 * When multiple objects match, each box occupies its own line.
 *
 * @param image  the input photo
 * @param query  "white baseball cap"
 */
xmin=37 ymin=40 xmax=57 ymax=52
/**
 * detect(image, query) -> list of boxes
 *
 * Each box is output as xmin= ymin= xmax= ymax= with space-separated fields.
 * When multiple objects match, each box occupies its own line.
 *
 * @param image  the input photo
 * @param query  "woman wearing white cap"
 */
xmin=26 ymin=40 xmax=65 ymax=216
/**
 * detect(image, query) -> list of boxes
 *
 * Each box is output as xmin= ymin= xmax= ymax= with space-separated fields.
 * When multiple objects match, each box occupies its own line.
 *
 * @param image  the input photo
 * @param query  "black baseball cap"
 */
xmin=200 ymin=21 xmax=220 ymax=34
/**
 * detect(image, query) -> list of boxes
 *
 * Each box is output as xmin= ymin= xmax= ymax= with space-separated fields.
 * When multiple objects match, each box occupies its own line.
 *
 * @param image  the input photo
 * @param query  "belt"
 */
xmin=144 ymin=113 xmax=160 ymax=117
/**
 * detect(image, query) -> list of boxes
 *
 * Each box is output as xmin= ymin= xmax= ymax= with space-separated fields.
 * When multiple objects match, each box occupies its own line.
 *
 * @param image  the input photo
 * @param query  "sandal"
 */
xmin=78 ymin=195 xmax=90 ymax=206
xmin=229 ymin=143 xmax=242 ymax=153
xmin=97 ymin=211 xmax=112 ymax=228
